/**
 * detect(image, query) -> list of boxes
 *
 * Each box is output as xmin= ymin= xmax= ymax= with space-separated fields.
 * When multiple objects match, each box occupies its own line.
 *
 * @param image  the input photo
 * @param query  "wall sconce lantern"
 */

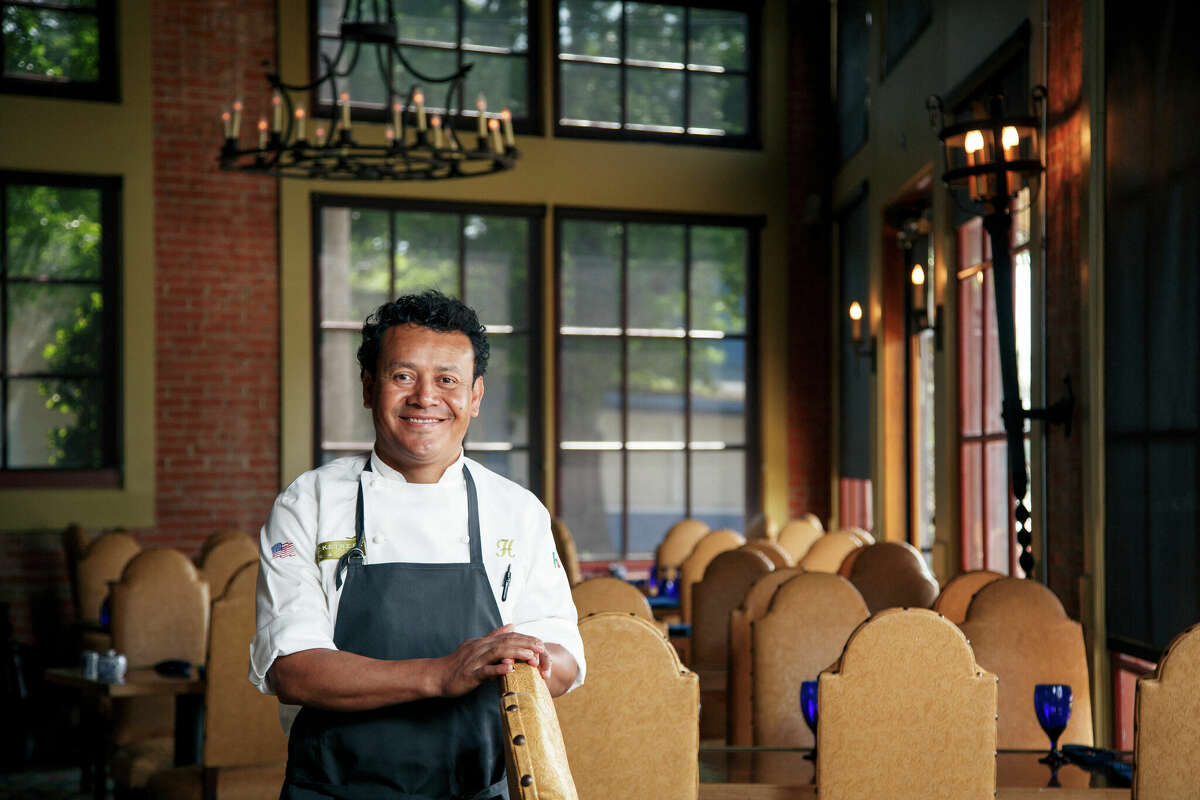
xmin=899 ymin=216 xmax=941 ymax=347
xmin=848 ymin=301 xmax=876 ymax=371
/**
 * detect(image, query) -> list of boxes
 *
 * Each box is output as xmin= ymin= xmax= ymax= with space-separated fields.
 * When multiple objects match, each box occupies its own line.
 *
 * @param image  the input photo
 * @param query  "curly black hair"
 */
xmin=357 ymin=291 xmax=490 ymax=379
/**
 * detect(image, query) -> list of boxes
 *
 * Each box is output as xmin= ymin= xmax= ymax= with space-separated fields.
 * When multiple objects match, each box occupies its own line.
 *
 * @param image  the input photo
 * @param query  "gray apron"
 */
xmin=282 ymin=462 xmax=509 ymax=800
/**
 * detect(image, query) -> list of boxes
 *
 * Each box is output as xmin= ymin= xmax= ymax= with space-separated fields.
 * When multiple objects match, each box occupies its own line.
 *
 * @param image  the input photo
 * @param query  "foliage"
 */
xmin=2 ymin=6 xmax=100 ymax=82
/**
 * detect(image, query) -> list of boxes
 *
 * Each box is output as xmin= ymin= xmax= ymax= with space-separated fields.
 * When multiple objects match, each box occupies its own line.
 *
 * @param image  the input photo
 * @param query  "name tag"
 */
xmin=316 ymin=539 xmax=357 ymax=562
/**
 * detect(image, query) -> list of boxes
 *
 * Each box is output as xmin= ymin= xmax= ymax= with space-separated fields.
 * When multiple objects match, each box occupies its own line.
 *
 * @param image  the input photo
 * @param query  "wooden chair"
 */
xmin=846 ymin=541 xmax=938 ymax=614
xmin=960 ymin=578 xmax=1093 ymax=750
xmin=741 ymin=540 xmax=793 ymax=569
xmin=803 ymin=512 xmax=823 ymax=531
xmin=1134 ymin=622 xmax=1200 ymax=799
xmin=776 ymin=518 xmax=823 ymax=563
xmin=797 ymin=531 xmax=863 ymax=574
xmin=146 ymin=563 xmax=288 ymax=799
xmin=198 ymin=529 xmax=251 ymax=560
xmin=691 ymin=548 xmax=773 ymax=738
xmin=727 ymin=567 xmax=801 ymax=745
xmin=744 ymin=512 xmax=777 ymax=542
xmin=751 ymin=573 xmax=868 ymax=746
xmin=654 ymin=518 xmax=710 ymax=587
xmin=678 ymin=529 xmax=745 ymax=625
xmin=555 ymin=613 xmax=698 ymax=800
xmin=818 ymin=608 xmax=997 ymax=799
xmin=571 ymin=576 xmax=653 ymax=621
xmin=551 ymin=516 xmax=584 ymax=586
xmin=499 ymin=663 xmax=579 ymax=800
xmin=74 ymin=530 xmax=141 ymax=652
xmin=933 ymin=570 xmax=1005 ymax=624
xmin=840 ymin=526 xmax=875 ymax=545
xmin=196 ymin=535 xmax=258 ymax=600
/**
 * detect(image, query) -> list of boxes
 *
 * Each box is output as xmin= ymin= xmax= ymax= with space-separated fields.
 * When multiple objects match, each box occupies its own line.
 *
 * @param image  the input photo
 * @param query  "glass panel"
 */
xmin=1105 ymin=441 xmax=1147 ymax=643
xmin=21 ymin=0 xmax=97 ymax=7
xmin=560 ymin=220 xmax=621 ymax=327
xmin=7 ymin=377 xmax=103 ymax=468
xmin=626 ymin=68 xmax=684 ymax=128
xmin=463 ymin=52 xmax=528 ymax=118
xmin=1012 ymin=187 xmax=1031 ymax=246
xmin=958 ymin=272 xmax=983 ymax=436
xmin=559 ymin=61 xmax=619 ymax=123
xmin=464 ymin=0 xmax=527 ymax=51
xmin=912 ymin=332 xmax=937 ymax=553
xmin=690 ymin=450 xmax=744 ymax=532
xmin=1146 ymin=442 xmax=1199 ymax=647
xmin=394 ymin=46 xmax=461 ymax=108
xmin=318 ymin=37 xmax=388 ymax=108
xmin=558 ymin=0 xmax=621 ymax=59
xmin=691 ymin=339 xmax=745 ymax=444
xmin=6 ymin=184 xmax=102 ymax=279
xmin=688 ymin=73 xmax=746 ymax=135
xmin=625 ymin=3 xmax=684 ymax=64
xmin=3 ymin=7 xmax=99 ymax=81
xmin=1147 ymin=199 xmax=1200 ymax=432
xmin=627 ymin=338 xmax=684 ymax=442
xmin=1014 ymin=248 xmax=1033 ymax=428
xmin=985 ymin=439 xmax=1012 ymax=575
xmin=320 ymin=330 xmax=374 ymax=446
xmin=983 ymin=269 xmax=1003 ymax=434
xmin=466 ymin=448 xmax=530 ymax=488
xmin=960 ymin=442 xmax=983 ymax=570
xmin=395 ymin=0 xmax=457 ymax=44
xmin=559 ymin=450 xmax=622 ymax=559
xmin=688 ymin=7 xmax=747 ymax=71
xmin=464 ymin=214 xmax=528 ymax=327
xmin=468 ymin=333 xmax=528 ymax=445
xmin=690 ymin=225 xmax=746 ymax=333
xmin=957 ymin=218 xmax=984 ymax=268
xmin=7 ymin=284 xmax=102 ymax=375
xmin=316 ymin=0 xmax=341 ymax=35
xmin=393 ymin=211 xmax=459 ymax=295
xmin=628 ymin=451 xmax=685 ymax=557
xmin=320 ymin=208 xmax=391 ymax=324
xmin=559 ymin=336 xmax=621 ymax=441
xmin=627 ymin=223 xmax=683 ymax=329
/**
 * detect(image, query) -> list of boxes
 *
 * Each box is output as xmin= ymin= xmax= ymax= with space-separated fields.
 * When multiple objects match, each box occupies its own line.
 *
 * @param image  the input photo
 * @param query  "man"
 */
xmin=251 ymin=291 xmax=584 ymax=799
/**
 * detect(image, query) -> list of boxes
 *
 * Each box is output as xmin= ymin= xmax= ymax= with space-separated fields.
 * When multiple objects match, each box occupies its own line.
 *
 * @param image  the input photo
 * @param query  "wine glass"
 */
xmin=800 ymin=680 xmax=819 ymax=762
xmin=1034 ymin=683 xmax=1072 ymax=765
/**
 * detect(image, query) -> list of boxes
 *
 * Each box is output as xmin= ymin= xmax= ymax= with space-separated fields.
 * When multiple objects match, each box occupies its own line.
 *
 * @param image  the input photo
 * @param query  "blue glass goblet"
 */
xmin=1034 ymin=683 xmax=1072 ymax=765
xmin=800 ymin=680 xmax=819 ymax=763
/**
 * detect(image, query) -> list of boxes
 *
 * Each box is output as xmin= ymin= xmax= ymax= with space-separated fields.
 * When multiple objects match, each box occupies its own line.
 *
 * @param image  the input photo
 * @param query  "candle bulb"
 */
xmin=314 ymin=126 xmax=325 ymax=145
xmin=386 ymin=125 xmax=395 ymax=146
xmin=295 ymin=106 xmax=306 ymax=141
xmin=488 ymin=117 xmax=502 ymax=154
xmin=911 ymin=264 xmax=927 ymax=311
xmin=257 ymin=118 xmax=268 ymax=149
xmin=849 ymin=301 xmax=863 ymax=342
xmin=431 ymin=115 xmax=443 ymax=148
xmin=340 ymin=92 xmax=351 ymax=131
xmin=476 ymin=93 xmax=487 ymax=138
xmin=232 ymin=100 xmax=243 ymax=138
xmin=964 ymin=129 xmax=984 ymax=199
xmin=413 ymin=88 xmax=426 ymax=131
xmin=272 ymin=92 xmax=282 ymax=132
xmin=1002 ymin=125 xmax=1020 ymax=193
xmin=500 ymin=107 xmax=515 ymax=148
xmin=392 ymin=100 xmax=402 ymax=137
xmin=221 ymin=110 xmax=232 ymax=139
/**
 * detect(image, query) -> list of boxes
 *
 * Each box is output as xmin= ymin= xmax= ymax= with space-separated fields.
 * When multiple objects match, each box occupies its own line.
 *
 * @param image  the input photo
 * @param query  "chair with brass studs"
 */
xmin=1134 ymin=621 xmax=1200 ymax=798
xmin=499 ymin=663 xmax=579 ymax=800
xmin=678 ymin=528 xmax=745 ymax=627
xmin=727 ymin=567 xmax=801 ymax=745
xmin=933 ymin=570 xmax=1005 ymax=625
xmin=776 ymin=517 xmax=823 ymax=563
xmin=845 ymin=541 xmax=939 ymax=615
xmin=797 ymin=531 xmax=864 ymax=574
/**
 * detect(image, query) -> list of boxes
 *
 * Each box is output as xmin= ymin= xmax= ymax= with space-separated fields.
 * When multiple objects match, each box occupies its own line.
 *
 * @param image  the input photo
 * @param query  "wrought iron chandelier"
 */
xmin=218 ymin=0 xmax=519 ymax=181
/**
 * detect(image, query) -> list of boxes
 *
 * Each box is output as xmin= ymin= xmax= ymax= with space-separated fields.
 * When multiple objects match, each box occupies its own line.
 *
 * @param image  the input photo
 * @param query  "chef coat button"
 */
xmin=372 ymin=535 xmax=382 ymax=545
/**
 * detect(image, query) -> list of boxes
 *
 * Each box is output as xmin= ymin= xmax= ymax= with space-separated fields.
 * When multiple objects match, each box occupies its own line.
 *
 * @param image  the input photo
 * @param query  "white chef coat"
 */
xmin=250 ymin=450 xmax=586 ymax=707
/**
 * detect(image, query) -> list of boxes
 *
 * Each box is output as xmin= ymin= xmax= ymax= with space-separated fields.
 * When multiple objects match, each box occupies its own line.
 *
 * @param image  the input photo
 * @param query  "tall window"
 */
xmin=1 ymin=0 xmax=116 ymax=100
xmin=1 ymin=171 xmax=119 ymax=482
xmin=556 ymin=209 xmax=758 ymax=561
xmin=555 ymin=1 xmax=757 ymax=146
xmin=956 ymin=189 xmax=1031 ymax=575
xmin=314 ymin=197 xmax=542 ymax=490
xmin=837 ymin=187 xmax=872 ymax=530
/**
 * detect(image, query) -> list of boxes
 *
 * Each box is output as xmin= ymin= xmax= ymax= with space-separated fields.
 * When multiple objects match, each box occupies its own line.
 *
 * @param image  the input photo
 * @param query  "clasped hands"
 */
xmin=439 ymin=624 xmax=552 ymax=697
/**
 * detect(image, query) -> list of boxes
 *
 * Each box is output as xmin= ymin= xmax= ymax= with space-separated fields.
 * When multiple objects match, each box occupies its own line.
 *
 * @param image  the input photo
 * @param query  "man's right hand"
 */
xmin=437 ymin=624 xmax=548 ymax=697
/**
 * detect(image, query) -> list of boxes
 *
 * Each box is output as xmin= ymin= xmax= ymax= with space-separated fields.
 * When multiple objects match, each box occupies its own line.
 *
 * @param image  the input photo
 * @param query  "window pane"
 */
xmin=6 ymin=184 xmax=102 ymax=279
xmin=628 ymin=451 xmax=685 ymax=557
xmin=627 ymin=223 xmax=683 ymax=329
xmin=689 ymin=72 xmax=746 ymax=135
xmin=690 ymin=226 xmax=747 ymax=333
xmin=394 ymin=46 xmax=460 ymax=107
xmin=316 ymin=0 xmax=341 ymax=35
xmin=558 ymin=0 xmax=621 ymax=59
xmin=559 ymin=61 xmax=619 ymax=124
xmin=7 ymin=377 xmax=102 ymax=468
xmin=691 ymin=339 xmax=745 ymax=444
xmin=1014 ymin=249 xmax=1033 ymax=426
xmin=960 ymin=442 xmax=983 ymax=570
xmin=985 ymin=439 xmax=1011 ymax=575
xmin=320 ymin=208 xmax=391 ymax=323
xmin=318 ymin=37 xmax=388 ymax=107
xmin=320 ymin=330 xmax=374 ymax=446
xmin=467 ymin=448 xmax=529 ymax=488
xmin=7 ymin=284 xmax=102 ymax=374
xmin=395 ymin=0 xmax=458 ymax=44
xmin=690 ymin=450 xmax=744 ymax=532
xmin=626 ymin=68 xmax=684 ymax=128
xmin=560 ymin=220 xmax=621 ymax=327
xmin=469 ymin=333 xmax=528 ymax=445
xmin=560 ymin=450 xmax=622 ymax=559
xmin=464 ymin=0 xmax=527 ymax=51
xmin=625 ymin=3 xmax=684 ymax=64
xmin=3 ymin=7 xmax=99 ymax=81
xmin=688 ymin=8 xmax=747 ymax=71
xmin=560 ymin=337 xmax=621 ymax=441
xmin=958 ymin=272 xmax=983 ymax=436
xmin=627 ymin=338 xmax=684 ymax=442
xmin=465 ymin=215 xmax=528 ymax=327
xmin=463 ymin=52 xmax=528 ymax=118
xmin=983 ymin=269 xmax=1003 ymax=434
xmin=394 ymin=211 xmax=459 ymax=295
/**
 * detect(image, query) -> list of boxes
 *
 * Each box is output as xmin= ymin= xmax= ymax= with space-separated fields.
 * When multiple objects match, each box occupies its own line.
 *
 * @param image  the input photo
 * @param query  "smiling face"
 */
xmin=362 ymin=323 xmax=484 ymax=483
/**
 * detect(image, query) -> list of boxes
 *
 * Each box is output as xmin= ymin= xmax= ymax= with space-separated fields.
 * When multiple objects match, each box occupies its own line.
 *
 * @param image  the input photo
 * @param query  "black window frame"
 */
xmin=311 ymin=193 xmax=546 ymax=497
xmin=554 ymin=205 xmax=763 ymax=563
xmin=552 ymin=0 xmax=762 ymax=149
xmin=0 ymin=169 xmax=122 ymax=488
xmin=308 ymin=0 xmax=543 ymax=136
xmin=0 ymin=0 xmax=119 ymax=102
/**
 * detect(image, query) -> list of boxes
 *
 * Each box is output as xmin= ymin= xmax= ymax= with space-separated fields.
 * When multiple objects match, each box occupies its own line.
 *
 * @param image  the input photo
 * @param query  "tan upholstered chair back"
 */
xmin=776 ymin=518 xmax=823 ymax=562
xmin=692 ymin=549 xmax=773 ymax=669
xmin=741 ymin=541 xmax=793 ymax=569
xmin=846 ymin=541 xmax=938 ymax=614
xmin=840 ymin=526 xmax=874 ymax=545
xmin=728 ymin=567 xmax=801 ymax=745
xmin=76 ymin=530 xmax=141 ymax=626
xmin=555 ymin=613 xmax=698 ymax=800
xmin=1134 ymin=622 xmax=1200 ymax=799
xmin=751 ymin=573 xmax=868 ymax=746
xmin=743 ymin=512 xmax=777 ymax=542
xmin=571 ymin=577 xmax=652 ymax=621
xmin=803 ymin=512 xmax=824 ymax=531
xmin=960 ymin=578 xmax=1093 ymax=749
xmin=654 ymin=518 xmax=710 ymax=577
xmin=112 ymin=548 xmax=210 ymax=667
xmin=501 ymin=664 xmax=579 ymax=800
xmin=818 ymin=608 xmax=997 ymax=799
xmin=678 ymin=528 xmax=744 ymax=625
xmin=797 ymin=531 xmax=862 ymax=574
xmin=196 ymin=535 xmax=258 ymax=599
xmin=933 ymin=570 xmax=1005 ymax=624
xmin=550 ymin=516 xmax=584 ymax=586
xmin=199 ymin=528 xmax=251 ymax=560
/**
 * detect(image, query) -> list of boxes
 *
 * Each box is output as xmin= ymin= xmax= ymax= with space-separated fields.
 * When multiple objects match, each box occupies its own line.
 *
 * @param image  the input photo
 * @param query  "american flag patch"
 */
xmin=272 ymin=541 xmax=296 ymax=559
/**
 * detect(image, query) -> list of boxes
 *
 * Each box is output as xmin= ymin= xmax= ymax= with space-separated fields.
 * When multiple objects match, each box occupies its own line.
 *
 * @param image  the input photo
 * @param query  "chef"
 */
xmin=250 ymin=291 xmax=584 ymax=799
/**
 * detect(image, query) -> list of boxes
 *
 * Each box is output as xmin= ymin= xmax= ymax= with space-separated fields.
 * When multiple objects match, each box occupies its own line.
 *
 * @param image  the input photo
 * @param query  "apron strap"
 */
xmin=336 ymin=457 xmax=373 ymax=589
xmin=462 ymin=775 xmax=508 ymax=800
xmin=463 ymin=464 xmax=483 ymax=567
